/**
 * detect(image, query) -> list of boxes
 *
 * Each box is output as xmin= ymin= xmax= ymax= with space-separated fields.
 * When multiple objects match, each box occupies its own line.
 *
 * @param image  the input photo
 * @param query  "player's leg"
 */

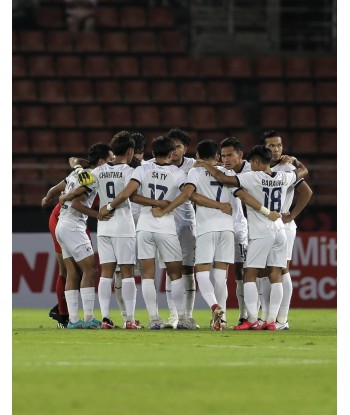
xmin=234 ymin=238 xmax=248 ymax=325
xmin=64 ymin=257 xmax=85 ymax=328
xmin=114 ymin=267 xmax=127 ymax=323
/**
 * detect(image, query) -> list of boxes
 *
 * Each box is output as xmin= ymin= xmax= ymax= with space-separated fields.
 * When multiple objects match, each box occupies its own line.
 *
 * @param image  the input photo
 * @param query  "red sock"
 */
xmin=56 ymin=275 xmax=68 ymax=315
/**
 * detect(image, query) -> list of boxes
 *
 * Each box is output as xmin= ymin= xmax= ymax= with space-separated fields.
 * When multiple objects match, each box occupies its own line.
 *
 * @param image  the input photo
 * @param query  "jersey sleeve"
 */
xmin=285 ymin=171 xmax=297 ymax=187
xmin=131 ymin=165 xmax=144 ymax=185
xmin=186 ymin=168 xmax=199 ymax=190
xmin=176 ymin=168 xmax=187 ymax=189
xmin=236 ymin=171 xmax=254 ymax=190
xmin=124 ymin=166 xmax=134 ymax=185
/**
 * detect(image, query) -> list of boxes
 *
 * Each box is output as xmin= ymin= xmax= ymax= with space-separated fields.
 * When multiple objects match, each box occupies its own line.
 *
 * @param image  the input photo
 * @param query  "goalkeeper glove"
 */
xmin=78 ymin=170 xmax=95 ymax=186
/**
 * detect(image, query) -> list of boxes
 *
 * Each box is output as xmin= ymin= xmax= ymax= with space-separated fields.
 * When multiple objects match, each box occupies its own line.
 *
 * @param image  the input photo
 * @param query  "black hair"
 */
xmin=110 ymin=131 xmax=135 ymax=156
xmin=151 ymin=136 xmax=176 ymax=157
xmin=246 ymin=145 xmax=272 ymax=164
xmin=131 ymin=131 xmax=146 ymax=154
xmin=128 ymin=157 xmax=142 ymax=169
xmin=165 ymin=128 xmax=191 ymax=147
xmin=220 ymin=137 xmax=243 ymax=152
xmin=197 ymin=139 xmax=218 ymax=159
xmin=260 ymin=130 xmax=281 ymax=145
xmin=87 ymin=142 xmax=112 ymax=166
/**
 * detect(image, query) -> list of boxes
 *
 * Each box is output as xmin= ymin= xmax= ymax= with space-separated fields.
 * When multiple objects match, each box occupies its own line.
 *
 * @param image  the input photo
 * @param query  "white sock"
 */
xmin=259 ymin=277 xmax=271 ymax=321
xmin=256 ymin=277 xmax=261 ymax=312
xmin=243 ymin=282 xmax=259 ymax=323
xmin=65 ymin=290 xmax=79 ymax=323
xmin=165 ymin=274 xmax=178 ymax=319
xmin=277 ymin=273 xmax=293 ymax=324
xmin=114 ymin=271 xmax=127 ymax=322
xmin=141 ymin=279 xmax=158 ymax=318
xmin=236 ymin=280 xmax=247 ymax=319
xmin=196 ymin=271 xmax=217 ymax=309
xmin=98 ymin=277 xmax=112 ymax=319
xmin=183 ymin=274 xmax=195 ymax=318
xmin=80 ymin=286 xmax=95 ymax=322
xmin=122 ymin=277 xmax=136 ymax=322
xmin=171 ymin=278 xmax=186 ymax=320
xmin=212 ymin=268 xmax=227 ymax=311
xmin=268 ymin=282 xmax=283 ymax=323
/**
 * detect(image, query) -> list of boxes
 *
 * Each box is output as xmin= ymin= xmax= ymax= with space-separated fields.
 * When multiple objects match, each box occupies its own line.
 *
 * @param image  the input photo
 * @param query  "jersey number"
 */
xmin=148 ymin=184 xmax=168 ymax=200
xmin=106 ymin=181 xmax=115 ymax=198
xmin=262 ymin=187 xmax=282 ymax=212
xmin=210 ymin=181 xmax=223 ymax=202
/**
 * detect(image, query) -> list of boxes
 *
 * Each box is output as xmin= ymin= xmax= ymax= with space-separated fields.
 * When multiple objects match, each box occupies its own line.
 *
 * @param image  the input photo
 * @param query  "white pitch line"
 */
xmin=199 ymin=344 xmax=336 ymax=351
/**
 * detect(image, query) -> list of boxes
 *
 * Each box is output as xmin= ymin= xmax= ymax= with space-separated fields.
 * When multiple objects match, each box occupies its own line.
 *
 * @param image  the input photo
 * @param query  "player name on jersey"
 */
xmin=98 ymin=171 xmax=124 ymax=179
xmin=261 ymin=179 xmax=285 ymax=186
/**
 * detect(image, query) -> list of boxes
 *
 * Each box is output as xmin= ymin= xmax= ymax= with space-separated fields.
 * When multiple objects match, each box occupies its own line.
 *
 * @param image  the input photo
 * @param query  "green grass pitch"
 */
xmin=13 ymin=308 xmax=336 ymax=415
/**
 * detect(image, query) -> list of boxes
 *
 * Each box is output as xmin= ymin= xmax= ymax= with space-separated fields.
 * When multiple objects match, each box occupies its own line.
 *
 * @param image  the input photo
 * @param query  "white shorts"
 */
xmin=195 ymin=231 xmax=235 ymax=265
xmin=55 ymin=221 xmax=94 ymax=262
xmin=176 ymin=224 xmax=196 ymax=266
xmin=137 ymin=231 xmax=182 ymax=262
xmin=234 ymin=232 xmax=247 ymax=263
xmin=285 ymin=227 xmax=297 ymax=261
xmin=97 ymin=236 xmax=136 ymax=265
xmin=244 ymin=229 xmax=287 ymax=269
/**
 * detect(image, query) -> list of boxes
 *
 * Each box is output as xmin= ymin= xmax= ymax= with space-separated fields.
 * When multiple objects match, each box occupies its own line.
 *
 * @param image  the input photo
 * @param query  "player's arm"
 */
xmin=71 ymin=194 xmax=113 ymax=221
xmin=130 ymin=192 xmax=170 ymax=209
xmin=59 ymin=185 xmax=88 ymax=205
xmin=294 ymin=159 xmax=308 ymax=180
xmin=152 ymin=183 xmax=195 ymax=218
xmin=194 ymin=160 xmax=239 ymax=186
xmin=282 ymin=181 xmax=313 ymax=224
xmin=190 ymin=192 xmax=232 ymax=215
xmin=41 ymin=181 xmax=66 ymax=207
xmin=235 ymin=189 xmax=281 ymax=222
xmin=69 ymin=157 xmax=90 ymax=170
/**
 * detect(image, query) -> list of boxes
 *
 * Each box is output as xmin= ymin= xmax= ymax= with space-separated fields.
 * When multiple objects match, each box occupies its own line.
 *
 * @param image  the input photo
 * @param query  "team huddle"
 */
xmin=42 ymin=128 xmax=313 ymax=331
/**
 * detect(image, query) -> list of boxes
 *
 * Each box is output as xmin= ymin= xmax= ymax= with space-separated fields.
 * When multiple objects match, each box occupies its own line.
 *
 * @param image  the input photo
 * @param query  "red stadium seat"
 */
xmin=13 ymin=130 xmax=30 ymax=154
xmin=130 ymin=31 xmax=157 ymax=52
xmin=197 ymin=58 xmax=224 ymax=77
xmin=290 ymin=107 xmax=317 ymax=128
xmin=66 ymin=80 xmax=93 ymax=103
xmin=75 ymin=32 xmax=101 ymax=52
xmin=207 ymin=81 xmax=235 ymax=103
xmin=290 ymin=132 xmax=318 ymax=154
xmin=319 ymin=106 xmax=337 ymax=128
xmin=39 ymin=80 xmax=66 ymax=103
xmin=36 ymin=6 xmax=64 ymax=28
xmin=13 ymin=158 xmax=41 ymax=181
xmin=319 ymin=131 xmax=336 ymax=154
xmin=256 ymin=57 xmax=283 ymax=78
xmin=259 ymin=82 xmax=285 ymax=103
xmin=191 ymin=106 xmax=217 ymax=129
xmin=120 ymin=7 xmax=146 ymax=28
xmin=260 ymin=106 xmax=288 ymax=128
xmin=77 ymin=106 xmax=104 ymax=127
xmin=134 ymin=106 xmax=161 ymax=127
xmin=123 ymin=80 xmax=150 ymax=103
xmin=86 ymin=130 xmax=114 ymax=147
xmin=13 ymin=80 xmax=37 ymax=102
xmin=148 ymin=8 xmax=174 ymax=28
xmin=315 ymin=82 xmax=336 ymax=103
xmin=314 ymin=57 xmax=336 ymax=78
xmin=96 ymin=7 xmax=119 ymax=28
xmin=159 ymin=31 xmax=185 ymax=53
xmin=312 ymin=159 xmax=337 ymax=181
xmin=218 ymin=107 xmax=245 ymax=128
xmin=285 ymin=57 xmax=312 ymax=78
xmin=31 ymin=131 xmax=58 ymax=154
xmin=47 ymin=31 xmax=74 ymax=52
xmin=151 ymin=81 xmax=178 ymax=102
xmin=162 ymin=106 xmax=189 ymax=128
xmin=19 ymin=31 xmax=45 ymax=51
xmin=58 ymin=131 xmax=86 ymax=154
xmin=236 ymin=132 xmax=257 ymax=153
xmin=169 ymin=57 xmax=196 ymax=78
xmin=179 ymin=82 xmax=206 ymax=103
xmin=225 ymin=57 xmax=253 ymax=78
xmin=95 ymin=80 xmax=122 ymax=103
xmin=105 ymin=106 xmax=132 ymax=127
xmin=287 ymin=82 xmax=314 ymax=103
xmin=102 ymin=32 xmax=129 ymax=52
xmin=44 ymin=158 xmax=71 ymax=182
xmin=23 ymin=183 xmax=48 ymax=205
xmin=49 ymin=106 xmax=76 ymax=127
xmin=84 ymin=56 xmax=111 ymax=77
xmin=28 ymin=56 xmax=55 ymax=76
xmin=112 ymin=57 xmax=140 ymax=77
xmin=21 ymin=106 xmax=47 ymax=127
xmin=142 ymin=57 xmax=168 ymax=77
xmin=56 ymin=56 xmax=82 ymax=77
xmin=13 ymin=55 xmax=27 ymax=77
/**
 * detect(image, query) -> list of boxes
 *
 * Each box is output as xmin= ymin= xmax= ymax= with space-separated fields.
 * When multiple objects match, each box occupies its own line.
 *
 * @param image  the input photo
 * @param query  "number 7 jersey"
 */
xmin=236 ymin=170 xmax=297 ymax=239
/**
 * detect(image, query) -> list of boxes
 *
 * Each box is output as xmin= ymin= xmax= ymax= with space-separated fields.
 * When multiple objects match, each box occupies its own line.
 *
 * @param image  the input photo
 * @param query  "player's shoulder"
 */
xmin=241 ymin=160 xmax=252 ymax=172
xmin=180 ymin=157 xmax=196 ymax=171
xmin=271 ymin=161 xmax=296 ymax=172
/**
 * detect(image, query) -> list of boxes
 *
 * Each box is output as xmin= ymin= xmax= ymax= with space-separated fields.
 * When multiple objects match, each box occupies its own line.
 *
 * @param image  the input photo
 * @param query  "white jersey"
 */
xmin=230 ymin=160 xmax=251 ymax=235
xmin=236 ymin=170 xmax=297 ymax=239
xmin=59 ymin=170 xmax=97 ymax=228
xmin=186 ymin=165 xmax=235 ymax=236
xmin=271 ymin=161 xmax=304 ymax=231
xmin=131 ymin=162 xmax=186 ymax=234
xmin=87 ymin=162 xmax=135 ymax=237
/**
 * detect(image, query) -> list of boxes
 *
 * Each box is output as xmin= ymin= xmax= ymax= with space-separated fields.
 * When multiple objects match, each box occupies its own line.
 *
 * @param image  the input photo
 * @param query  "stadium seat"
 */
xmin=120 ymin=7 xmax=146 ymax=28
xmin=312 ymin=159 xmax=337 ymax=181
xmin=58 ymin=131 xmax=86 ymax=154
xmin=21 ymin=106 xmax=47 ymax=127
xmin=39 ymin=80 xmax=66 ymax=103
xmin=77 ymin=106 xmax=104 ymax=127
xmin=86 ymin=130 xmax=114 ymax=147
xmin=23 ymin=183 xmax=48 ymax=205
xmin=314 ymin=57 xmax=336 ymax=78
xmin=142 ymin=57 xmax=168 ymax=77
xmin=130 ymin=31 xmax=157 ymax=52
xmin=36 ymin=6 xmax=65 ymax=28
xmin=315 ymin=82 xmax=336 ymax=103
xmin=28 ymin=56 xmax=55 ymax=76
xmin=112 ymin=57 xmax=140 ymax=77
xmin=105 ymin=106 xmax=132 ymax=127
xmin=191 ymin=106 xmax=217 ymax=129
xmin=44 ymin=158 xmax=71 ymax=182
xmin=290 ymin=132 xmax=318 ymax=154
xmin=169 ymin=57 xmax=196 ymax=78
xmin=225 ymin=57 xmax=253 ymax=78
xmin=159 ymin=31 xmax=185 ymax=53
xmin=96 ymin=7 xmax=119 ymax=28
xmin=260 ymin=106 xmax=288 ymax=128
xmin=13 ymin=106 xmax=20 ymax=127
xmin=134 ymin=106 xmax=161 ymax=127
xmin=13 ymin=130 xmax=30 ymax=154
xmin=102 ymin=32 xmax=129 ymax=52
xmin=207 ymin=81 xmax=235 ymax=103
xmin=256 ymin=57 xmax=283 ymax=78
xmin=285 ymin=57 xmax=312 ymax=78
xmin=57 ymin=56 xmax=82 ymax=77
xmin=148 ymin=8 xmax=174 ymax=28
xmin=144 ymin=130 xmax=165 ymax=143
xmin=95 ymin=80 xmax=122 ymax=102
xmin=19 ymin=31 xmax=45 ymax=51
xmin=47 ymin=31 xmax=74 ymax=52
xmin=13 ymin=80 xmax=37 ymax=102
xmin=151 ymin=80 xmax=178 ymax=102
xmin=200 ymin=130 xmax=223 ymax=141
xmin=66 ymin=80 xmax=93 ymax=103
xmin=179 ymin=81 xmax=206 ymax=103
xmin=49 ymin=106 xmax=76 ymax=127
xmin=162 ymin=106 xmax=189 ymax=128
xmin=13 ymin=55 xmax=27 ymax=77
xmin=197 ymin=58 xmax=224 ymax=77
xmin=289 ymin=107 xmax=317 ymax=128
xmin=12 ymin=183 xmax=22 ymax=206
xmin=217 ymin=107 xmax=245 ymax=128
xmin=259 ymin=82 xmax=285 ymax=103
xmin=319 ymin=131 xmax=337 ymax=154
xmin=287 ymin=82 xmax=314 ymax=103
xmin=31 ymin=131 xmax=58 ymax=154
xmin=318 ymin=106 xmax=337 ymax=128
xmin=75 ymin=32 xmax=101 ymax=52
xmin=13 ymin=158 xmax=41 ymax=181
xmin=123 ymin=80 xmax=150 ymax=103
xmin=84 ymin=56 xmax=111 ymax=77
xmin=234 ymin=132 xmax=257 ymax=153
